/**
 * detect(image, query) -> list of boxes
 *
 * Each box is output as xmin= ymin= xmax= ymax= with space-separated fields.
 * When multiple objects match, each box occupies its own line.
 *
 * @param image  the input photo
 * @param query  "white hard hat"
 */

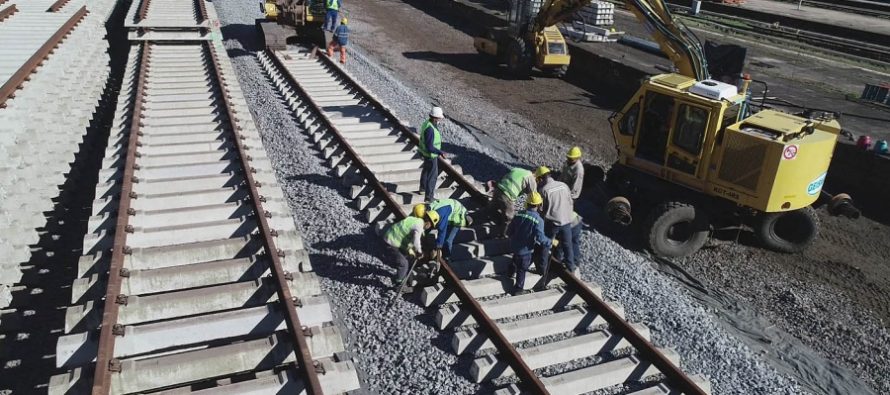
xmin=430 ymin=106 xmax=444 ymax=119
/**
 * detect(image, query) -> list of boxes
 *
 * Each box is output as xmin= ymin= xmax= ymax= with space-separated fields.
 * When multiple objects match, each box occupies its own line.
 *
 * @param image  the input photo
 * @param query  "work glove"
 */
xmin=431 ymin=248 xmax=442 ymax=260
xmin=551 ymin=239 xmax=559 ymax=248
xmin=408 ymin=249 xmax=417 ymax=258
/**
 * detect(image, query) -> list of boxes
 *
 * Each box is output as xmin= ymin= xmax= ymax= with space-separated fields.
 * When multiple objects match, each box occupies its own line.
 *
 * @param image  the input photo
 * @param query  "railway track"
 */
xmin=47 ymin=37 xmax=360 ymax=395
xmin=259 ymin=45 xmax=711 ymax=394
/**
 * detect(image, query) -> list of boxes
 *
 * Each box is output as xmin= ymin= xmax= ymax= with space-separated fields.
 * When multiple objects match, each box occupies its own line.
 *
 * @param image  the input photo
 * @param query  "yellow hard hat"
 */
xmin=534 ymin=166 xmax=551 ymax=178
xmin=567 ymin=146 xmax=582 ymax=159
xmin=340 ymin=17 xmax=348 ymax=24
xmin=412 ymin=204 xmax=426 ymax=218
xmin=426 ymin=210 xmax=440 ymax=226
xmin=527 ymin=192 xmax=544 ymax=207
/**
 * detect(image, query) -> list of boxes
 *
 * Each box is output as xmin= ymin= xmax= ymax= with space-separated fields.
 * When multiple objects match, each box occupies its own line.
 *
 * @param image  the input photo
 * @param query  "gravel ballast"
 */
xmin=212 ymin=0 xmax=878 ymax=393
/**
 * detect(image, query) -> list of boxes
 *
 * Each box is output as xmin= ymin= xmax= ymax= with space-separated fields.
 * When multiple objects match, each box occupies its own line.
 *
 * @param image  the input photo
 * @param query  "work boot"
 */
xmin=400 ymin=284 xmax=414 ymax=294
xmin=571 ymin=267 xmax=580 ymax=277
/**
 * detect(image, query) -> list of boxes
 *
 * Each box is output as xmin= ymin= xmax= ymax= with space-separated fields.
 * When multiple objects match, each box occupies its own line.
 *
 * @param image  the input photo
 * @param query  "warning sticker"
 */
xmin=783 ymin=144 xmax=799 ymax=160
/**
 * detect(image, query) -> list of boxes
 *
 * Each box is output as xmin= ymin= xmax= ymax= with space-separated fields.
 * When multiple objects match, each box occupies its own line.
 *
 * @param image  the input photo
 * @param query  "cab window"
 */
xmin=618 ymin=103 xmax=640 ymax=136
xmin=548 ymin=43 xmax=566 ymax=55
xmin=672 ymin=104 xmax=708 ymax=155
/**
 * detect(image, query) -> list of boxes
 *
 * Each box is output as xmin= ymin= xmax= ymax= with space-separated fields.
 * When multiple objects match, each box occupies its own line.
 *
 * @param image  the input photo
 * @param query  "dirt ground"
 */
xmin=344 ymin=0 xmax=890 ymax=392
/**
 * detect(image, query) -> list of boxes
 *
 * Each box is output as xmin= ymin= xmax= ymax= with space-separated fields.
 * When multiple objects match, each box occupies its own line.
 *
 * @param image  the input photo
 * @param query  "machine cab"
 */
xmin=612 ymin=74 xmax=744 ymax=192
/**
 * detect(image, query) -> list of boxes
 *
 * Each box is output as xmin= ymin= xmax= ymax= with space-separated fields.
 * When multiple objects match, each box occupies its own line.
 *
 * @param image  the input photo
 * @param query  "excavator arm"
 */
xmin=622 ymin=0 xmax=709 ymax=79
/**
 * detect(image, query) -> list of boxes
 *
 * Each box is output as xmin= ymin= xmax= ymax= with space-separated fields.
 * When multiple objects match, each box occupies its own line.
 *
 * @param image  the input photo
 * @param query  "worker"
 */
xmin=418 ymin=106 xmax=446 ymax=202
xmin=428 ymin=198 xmax=472 ymax=261
xmin=559 ymin=146 xmax=584 ymax=200
xmin=323 ymin=0 xmax=341 ymax=32
xmin=383 ymin=204 xmax=439 ymax=290
xmin=480 ymin=167 xmax=537 ymax=238
xmin=326 ymin=17 xmax=349 ymax=64
xmin=506 ymin=192 xmax=553 ymax=294
xmin=535 ymin=166 xmax=577 ymax=276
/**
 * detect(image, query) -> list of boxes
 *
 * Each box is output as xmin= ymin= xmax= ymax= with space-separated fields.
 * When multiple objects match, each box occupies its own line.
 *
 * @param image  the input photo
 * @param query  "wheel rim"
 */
xmin=773 ymin=213 xmax=811 ymax=245
xmin=665 ymin=220 xmax=694 ymax=245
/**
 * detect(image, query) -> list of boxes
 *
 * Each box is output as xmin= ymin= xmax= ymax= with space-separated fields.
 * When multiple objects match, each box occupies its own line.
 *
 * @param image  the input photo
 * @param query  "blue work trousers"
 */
xmin=511 ymin=252 xmax=533 ymax=290
xmin=441 ymin=225 xmax=460 ymax=258
xmin=542 ymin=223 xmax=576 ymax=272
xmin=324 ymin=10 xmax=338 ymax=32
xmin=420 ymin=157 xmax=438 ymax=202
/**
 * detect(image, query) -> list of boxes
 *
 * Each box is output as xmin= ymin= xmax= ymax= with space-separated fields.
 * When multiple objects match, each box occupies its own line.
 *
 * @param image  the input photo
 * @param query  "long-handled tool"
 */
xmin=388 ymin=255 xmax=421 ymax=307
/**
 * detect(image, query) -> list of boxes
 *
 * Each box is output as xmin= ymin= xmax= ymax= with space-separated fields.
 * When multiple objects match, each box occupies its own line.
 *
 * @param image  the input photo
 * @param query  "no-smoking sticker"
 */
xmin=783 ymin=144 xmax=799 ymax=160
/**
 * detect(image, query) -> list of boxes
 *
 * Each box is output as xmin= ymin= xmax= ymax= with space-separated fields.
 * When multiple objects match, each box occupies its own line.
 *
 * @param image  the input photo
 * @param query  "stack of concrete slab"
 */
xmin=0 ymin=0 xmax=120 ymax=308
xmin=561 ymin=1 xmax=624 ymax=42
xmin=578 ymin=1 xmax=615 ymax=26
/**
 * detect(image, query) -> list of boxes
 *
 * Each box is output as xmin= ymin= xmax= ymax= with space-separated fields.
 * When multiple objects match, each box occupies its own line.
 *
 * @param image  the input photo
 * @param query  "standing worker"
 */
xmin=324 ymin=0 xmax=341 ymax=32
xmin=535 ymin=166 xmax=577 ymax=276
xmin=383 ymin=204 xmax=439 ymax=291
xmin=326 ymin=17 xmax=349 ymax=64
xmin=418 ymin=106 xmax=446 ymax=202
xmin=560 ymin=147 xmax=584 ymax=200
xmin=482 ymin=167 xmax=537 ymax=238
xmin=506 ymin=192 xmax=553 ymax=294
xmin=428 ymin=198 xmax=472 ymax=261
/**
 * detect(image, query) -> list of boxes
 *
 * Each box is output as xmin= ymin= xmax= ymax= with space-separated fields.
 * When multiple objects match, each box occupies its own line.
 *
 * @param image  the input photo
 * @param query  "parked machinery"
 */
xmin=257 ymin=0 xmax=326 ymax=49
xmin=473 ymin=0 xmax=595 ymax=77
xmin=603 ymin=0 xmax=857 ymax=257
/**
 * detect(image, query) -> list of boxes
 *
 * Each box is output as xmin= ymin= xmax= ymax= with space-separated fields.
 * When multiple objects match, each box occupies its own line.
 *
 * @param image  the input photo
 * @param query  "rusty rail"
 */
xmin=90 ymin=42 xmax=151 ymax=395
xmin=137 ymin=0 xmax=150 ymax=22
xmin=47 ymin=0 xmax=70 ymax=12
xmin=207 ymin=44 xmax=324 ymax=395
xmin=0 ymin=3 xmax=16 ymax=22
xmin=195 ymin=0 xmax=208 ymax=22
xmin=270 ymin=49 xmax=548 ymax=394
xmin=0 ymin=5 xmax=87 ymax=108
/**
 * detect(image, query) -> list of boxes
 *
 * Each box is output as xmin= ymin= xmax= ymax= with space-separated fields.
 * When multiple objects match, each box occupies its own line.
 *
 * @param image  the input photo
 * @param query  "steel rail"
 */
xmin=0 ymin=5 xmax=88 ymax=108
xmin=206 ymin=44 xmax=325 ymax=395
xmin=47 ymin=0 xmax=70 ymax=12
xmin=0 ymin=3 xmax=15 ymax=22
xmin=315 ymin=46 xmax=706 ymax=392
xmin=267 ymin=49 xmax=549 ymax=394
xmin=137 ymin=0 xmax=150 ymax=22
xmin=195 ymin=0 xmax=208 ymax=22
xmin=90 ymin=42 xmax=150 ymax=395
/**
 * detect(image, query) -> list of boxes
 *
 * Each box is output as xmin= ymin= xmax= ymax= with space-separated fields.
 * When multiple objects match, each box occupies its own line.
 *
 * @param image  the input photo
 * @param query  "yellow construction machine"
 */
xmin=603 ymin=0 xmax=857 ymax=257
xmin=473 ymin=0 xmax=591 ymax=77
xmin=257 ymin=0 xmax=326 ymax=49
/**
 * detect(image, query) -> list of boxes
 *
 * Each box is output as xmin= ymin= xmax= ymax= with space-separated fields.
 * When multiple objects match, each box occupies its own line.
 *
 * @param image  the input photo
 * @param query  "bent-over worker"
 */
xmin=482 ymin=167 xmax=537 ymax=238
xmin=418 ymin=106 xmax=446 ymax=202
xmin=428 ymin=198 xmax=472 ymax=261
xmin=506 ymin=192 xmax=552 ymax=293
xmin=383 ymin=204 xmax=439 ymax=290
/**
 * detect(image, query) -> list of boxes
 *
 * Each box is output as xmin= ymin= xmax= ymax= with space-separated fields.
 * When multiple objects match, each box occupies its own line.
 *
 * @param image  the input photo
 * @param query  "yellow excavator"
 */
xmin=602 ymin=0 xmax=858 ymax=257
xmin=256 ymin=0 xmax=326 ymax=49
xmin=473 ymin=0 xmax=588 ymax=77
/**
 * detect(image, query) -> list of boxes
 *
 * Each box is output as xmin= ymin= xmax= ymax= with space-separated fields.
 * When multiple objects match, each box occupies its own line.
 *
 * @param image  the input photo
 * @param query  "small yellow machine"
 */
xmin=257 ymin=0 xmax=326 ymax=49
xmin=603 ymin=0 xmax=857 ymax=257
xmin=473 ymin=0 xmax=590 ymax=77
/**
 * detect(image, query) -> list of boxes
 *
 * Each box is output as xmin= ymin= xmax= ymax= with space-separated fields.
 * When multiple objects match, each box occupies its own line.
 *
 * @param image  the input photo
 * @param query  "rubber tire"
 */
xmin=756 ymin=207 xmax=820 ymax=253
xmin=548 ymin=65 xmax=568 ymax=78
xmin=643 ymin=202 xmax=710 ymax=258
xmin=506 ymin=37 xmax=533 ymax=78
